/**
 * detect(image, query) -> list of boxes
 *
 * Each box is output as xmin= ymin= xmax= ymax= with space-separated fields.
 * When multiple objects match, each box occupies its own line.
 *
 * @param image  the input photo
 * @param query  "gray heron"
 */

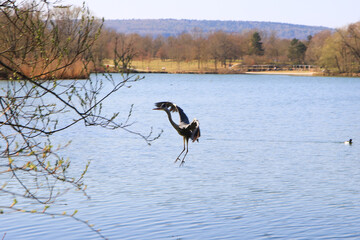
xmin=153 ymin=101 xmax=200 ymax=166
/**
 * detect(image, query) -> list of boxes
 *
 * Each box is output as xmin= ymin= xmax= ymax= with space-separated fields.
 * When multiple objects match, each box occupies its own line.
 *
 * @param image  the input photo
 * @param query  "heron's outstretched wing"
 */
xmin=188 ymin=119 xmax=200 ymax=142
xmin=175 ymin=105 xmax=190 ymax=124
xmin=155 ymin=101 xmax=190 ymax=124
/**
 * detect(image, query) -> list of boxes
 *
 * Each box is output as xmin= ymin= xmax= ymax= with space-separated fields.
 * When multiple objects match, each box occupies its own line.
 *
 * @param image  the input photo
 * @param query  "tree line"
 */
xmin=93 ymin=23 xmax=360 ymax=74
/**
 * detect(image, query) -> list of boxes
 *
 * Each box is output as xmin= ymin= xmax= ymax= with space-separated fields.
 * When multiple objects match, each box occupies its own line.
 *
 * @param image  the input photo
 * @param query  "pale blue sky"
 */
xmin=62 ymin=0 xmax=360 ymax=28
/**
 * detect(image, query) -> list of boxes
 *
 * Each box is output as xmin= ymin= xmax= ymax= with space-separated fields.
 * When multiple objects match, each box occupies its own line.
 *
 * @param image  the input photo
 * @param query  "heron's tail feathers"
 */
xmin=190 ymin=119 xmax=201 ymax=142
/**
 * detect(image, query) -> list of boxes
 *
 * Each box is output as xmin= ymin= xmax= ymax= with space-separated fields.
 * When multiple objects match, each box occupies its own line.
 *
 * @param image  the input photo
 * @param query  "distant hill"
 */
xmin=104 ymin=19 xmax=332 ymax=40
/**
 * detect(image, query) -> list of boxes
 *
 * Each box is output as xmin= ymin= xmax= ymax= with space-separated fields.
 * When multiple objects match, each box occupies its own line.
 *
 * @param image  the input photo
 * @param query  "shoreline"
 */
xmin=132 ymin=69 xmax=359 ymax=77
xmin=2 ymin=70 xmax=360 ymax=80
xmin=132 ymin=69 xmax=318 ymax=76
xmin=245 ymin=71 xmax=315 ymax=76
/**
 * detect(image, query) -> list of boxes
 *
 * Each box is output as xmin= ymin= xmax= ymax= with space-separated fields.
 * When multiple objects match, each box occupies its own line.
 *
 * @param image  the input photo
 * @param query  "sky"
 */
xmin=62 ymin=0 xmax=360 ymax=28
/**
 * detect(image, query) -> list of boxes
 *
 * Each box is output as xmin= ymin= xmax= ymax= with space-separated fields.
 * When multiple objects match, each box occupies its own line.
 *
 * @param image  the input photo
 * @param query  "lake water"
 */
xmin=1 ymin=73 xmax=360 ymax=239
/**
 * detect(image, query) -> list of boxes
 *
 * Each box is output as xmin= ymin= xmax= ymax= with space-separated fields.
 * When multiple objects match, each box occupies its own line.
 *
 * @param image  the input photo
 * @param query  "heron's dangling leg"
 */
xmin=180 ymin=138 xmax=189 ymax=166
xmin=175 ymin=137 xmax=186 ymax=163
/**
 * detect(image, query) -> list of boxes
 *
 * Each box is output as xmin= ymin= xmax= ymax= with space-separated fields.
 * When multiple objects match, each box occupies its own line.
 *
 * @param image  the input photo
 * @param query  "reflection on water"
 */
xmin=1 ymin=74 xmax=360 ymax=239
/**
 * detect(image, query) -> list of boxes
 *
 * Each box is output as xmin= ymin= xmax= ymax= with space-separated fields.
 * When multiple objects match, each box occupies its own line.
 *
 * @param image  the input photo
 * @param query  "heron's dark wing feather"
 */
xmin=188 ymin=119 xmax=200 ymax=142
xmin=175 ymin=106 xmax=190 ymax=124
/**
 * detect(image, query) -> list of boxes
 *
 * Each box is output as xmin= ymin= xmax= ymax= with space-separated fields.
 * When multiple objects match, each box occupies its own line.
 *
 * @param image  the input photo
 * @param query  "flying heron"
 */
xmin=153 ymin=101 xmax=200 ymax=166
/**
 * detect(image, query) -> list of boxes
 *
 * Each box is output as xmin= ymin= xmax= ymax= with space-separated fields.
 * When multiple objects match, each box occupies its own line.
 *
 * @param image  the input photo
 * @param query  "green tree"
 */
xmin=320 ymin=31 xmax=359 ymax=73
xmin=249 ymin=32 xmax=265 ymax=56
xmin=288 ymin=38 xmax=307 ymax=64
xmin=319 ymin=33 xmax=344 ymax=72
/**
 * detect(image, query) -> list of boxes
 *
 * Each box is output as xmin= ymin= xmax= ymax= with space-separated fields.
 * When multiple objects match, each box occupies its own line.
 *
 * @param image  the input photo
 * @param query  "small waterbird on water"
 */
xmin=344 ymin=139 xmax=352 ymax=145
xmin=153 ymin=102 xmax=200 ymax=166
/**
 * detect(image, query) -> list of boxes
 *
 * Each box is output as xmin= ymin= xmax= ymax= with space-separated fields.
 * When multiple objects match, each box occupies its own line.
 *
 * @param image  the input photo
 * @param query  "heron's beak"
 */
xmin=152 ymin=107 xmax=162 ymax=110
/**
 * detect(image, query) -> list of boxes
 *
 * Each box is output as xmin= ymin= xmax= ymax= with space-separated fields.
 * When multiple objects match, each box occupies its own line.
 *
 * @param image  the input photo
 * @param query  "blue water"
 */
xmin=1 ymin=74 xmax=360 ymax=239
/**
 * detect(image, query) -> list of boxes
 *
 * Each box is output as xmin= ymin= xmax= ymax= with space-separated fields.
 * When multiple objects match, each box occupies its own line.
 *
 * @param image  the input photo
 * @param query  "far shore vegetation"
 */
xmin=98 ymin=25 xmax=360 ymax=77
xmin=1 ymin=3 xmax=360 ymax=79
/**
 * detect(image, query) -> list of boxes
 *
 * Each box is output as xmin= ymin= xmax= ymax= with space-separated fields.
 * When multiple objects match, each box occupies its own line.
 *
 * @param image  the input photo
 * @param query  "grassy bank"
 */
xmin=103 ymin=59 xmax=327 ymax=76
xmin=132 ymin=59 xmax=217 ymax=73
xmin=104 ymin=59 xmax=244 ymax=74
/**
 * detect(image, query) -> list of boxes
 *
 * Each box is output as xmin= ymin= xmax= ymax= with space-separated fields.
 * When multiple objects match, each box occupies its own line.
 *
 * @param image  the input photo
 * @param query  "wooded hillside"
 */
xmin=104 ymin=19 xmax=332 ymax=40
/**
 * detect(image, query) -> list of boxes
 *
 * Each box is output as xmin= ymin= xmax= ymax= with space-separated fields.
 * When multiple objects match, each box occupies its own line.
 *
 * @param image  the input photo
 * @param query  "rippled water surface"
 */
xmin=1 ymin=74 xmax=360 ymax=239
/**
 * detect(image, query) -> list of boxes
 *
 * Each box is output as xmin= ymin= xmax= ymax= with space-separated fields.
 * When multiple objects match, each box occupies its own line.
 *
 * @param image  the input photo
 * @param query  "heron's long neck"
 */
xmin=165 ymin=109 xmax=181 ymax=131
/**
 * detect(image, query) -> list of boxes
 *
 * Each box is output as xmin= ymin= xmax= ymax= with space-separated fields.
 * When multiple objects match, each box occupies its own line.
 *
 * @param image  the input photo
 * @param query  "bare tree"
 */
xmin=208 ymin=31 xmax=238 ymax=69
xmin=0 ymin=1 xmax=160 ymax=238
xmin=341 ymin=22 xmax=360 ymax=61
xmin=320 ymin=30 xmax=358 ymax=73
xmin=305 ymin=30 xmax=332 ymax=65
xmin=113 ymin=33 xmax=138 ymax=72
xmin=191 ymin=28 xmax=208 ymax=69
xmin=337 ymin=22 xmax=360 ymax=72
